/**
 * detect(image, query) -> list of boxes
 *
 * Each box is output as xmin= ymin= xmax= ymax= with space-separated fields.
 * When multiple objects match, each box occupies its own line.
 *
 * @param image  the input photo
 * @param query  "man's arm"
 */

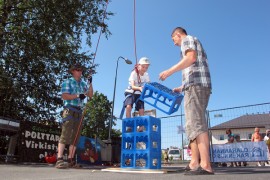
xmin=251 ymin=134 xmax=254 ymax=142
xmin=86 ymin=83 xmax=93 ymax=98
xmin=62 ymin=93 xmax=77 ymax=100
xmin=62 ymin=83 xmax=93 ymax=100
xmin=159 ymin=50 xmax=197 ymax=80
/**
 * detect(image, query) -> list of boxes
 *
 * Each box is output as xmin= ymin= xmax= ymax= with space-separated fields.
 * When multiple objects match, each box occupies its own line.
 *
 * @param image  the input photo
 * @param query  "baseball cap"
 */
xmin=138 ymin=57 xmax=150 ymax=65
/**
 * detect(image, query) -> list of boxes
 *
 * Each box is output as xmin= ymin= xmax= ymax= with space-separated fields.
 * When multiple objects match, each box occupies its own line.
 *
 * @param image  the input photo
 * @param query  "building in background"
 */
xmin=210 ymin=113 xmax=270 ymax=144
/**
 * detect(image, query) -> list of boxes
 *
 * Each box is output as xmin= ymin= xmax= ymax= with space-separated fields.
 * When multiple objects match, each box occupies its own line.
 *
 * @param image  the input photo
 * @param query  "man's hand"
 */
xmin=78 ymin=94 xmax=86 ymax=100
xmin=173 ymin=85 xmax=183 ymax=93
xmin=88 ymin=76 xmax=92 ymax=84
xmin=159 ymin=70 xmax=170 ymax=81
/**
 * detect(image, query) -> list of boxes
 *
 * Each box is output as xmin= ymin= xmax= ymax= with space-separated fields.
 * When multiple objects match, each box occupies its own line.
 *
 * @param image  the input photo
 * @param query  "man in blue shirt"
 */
xmin=56 ymin=63 xmax=93 ymax=169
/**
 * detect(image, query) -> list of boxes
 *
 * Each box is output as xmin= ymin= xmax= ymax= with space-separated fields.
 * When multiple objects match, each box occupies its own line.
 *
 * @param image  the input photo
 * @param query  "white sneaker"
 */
xmin=257 ymin=162 xmax=262 ymax=167
xmin=265 ymin=163 xmax=270 ymax=167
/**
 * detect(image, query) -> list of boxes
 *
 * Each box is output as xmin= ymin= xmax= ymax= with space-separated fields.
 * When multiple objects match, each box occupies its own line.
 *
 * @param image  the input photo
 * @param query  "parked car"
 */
xmin=168 ymin=148 xmax=181 ymax=161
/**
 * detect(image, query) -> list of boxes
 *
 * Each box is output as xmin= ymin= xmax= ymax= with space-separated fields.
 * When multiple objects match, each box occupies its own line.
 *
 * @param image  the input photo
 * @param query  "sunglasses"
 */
xmin=74 ymin=68 xmax=83 ymax=71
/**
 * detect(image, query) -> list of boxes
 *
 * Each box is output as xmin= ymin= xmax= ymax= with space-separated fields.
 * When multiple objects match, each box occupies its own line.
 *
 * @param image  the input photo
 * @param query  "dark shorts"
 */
xmin=124 ymin=92 xmax=144 ymax=111
xmin=59 ymin=107 xmax=83 ymax=145
xmin=184 ymin=85 xmax=211 ymax=141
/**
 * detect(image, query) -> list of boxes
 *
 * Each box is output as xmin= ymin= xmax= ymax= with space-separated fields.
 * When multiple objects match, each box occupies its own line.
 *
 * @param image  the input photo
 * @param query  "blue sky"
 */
xmin=85 ymin=0 xmax=270 ymax=131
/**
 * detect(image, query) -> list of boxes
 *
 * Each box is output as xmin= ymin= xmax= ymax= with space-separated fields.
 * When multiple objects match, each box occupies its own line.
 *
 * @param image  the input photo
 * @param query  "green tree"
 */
xmin=0 ymin=0 xmax=112 ymax=121
xmin=82 ymin=91 xmax=121 ymax=140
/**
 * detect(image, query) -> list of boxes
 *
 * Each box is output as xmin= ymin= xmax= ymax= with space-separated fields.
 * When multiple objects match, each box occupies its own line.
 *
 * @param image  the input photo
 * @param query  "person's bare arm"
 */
xmin=159 ymin=50 xmax=197 ymax=80
xmin=86 ymin=83 xmax=93 ymax=99
xmin=131 ymin=80 xmax=143 ymax=92
xmin=62 ymin=93 xmax=77 ymax=100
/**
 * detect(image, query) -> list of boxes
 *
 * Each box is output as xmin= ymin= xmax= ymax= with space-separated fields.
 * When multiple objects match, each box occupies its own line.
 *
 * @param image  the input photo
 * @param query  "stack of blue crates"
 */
xmin=121 ymin=116 xmax=161 ymax=169
xmin=140 ymin=82 xmax=184 ymax=115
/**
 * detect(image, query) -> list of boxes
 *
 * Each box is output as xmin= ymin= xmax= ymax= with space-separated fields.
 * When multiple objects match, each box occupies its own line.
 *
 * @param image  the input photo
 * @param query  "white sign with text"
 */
xmin=212 ymin=141 xmax=268 ymax=162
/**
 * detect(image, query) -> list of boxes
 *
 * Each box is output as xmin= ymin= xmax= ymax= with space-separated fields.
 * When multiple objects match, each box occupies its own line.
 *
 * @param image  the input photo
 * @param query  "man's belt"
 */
xmin=64 ymin=105 xmax=82 ymax=112
xmin=62 ymin=105 xmax=83 ymax=122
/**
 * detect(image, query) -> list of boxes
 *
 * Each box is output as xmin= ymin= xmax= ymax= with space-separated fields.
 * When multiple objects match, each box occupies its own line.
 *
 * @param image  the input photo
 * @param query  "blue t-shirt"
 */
xmin=227 ymin=133 xmax=235 ymax=143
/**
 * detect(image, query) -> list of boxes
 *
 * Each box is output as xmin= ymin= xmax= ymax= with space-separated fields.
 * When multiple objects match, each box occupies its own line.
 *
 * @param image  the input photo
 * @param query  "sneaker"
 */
xmin=55 ymin=159 xmax=68 ymax=169
xmin=265 ymin=163 xmax=270 ymax=167
xmin=257 ymin=162 xmax=262 ymax=167
xmin=68 ymin=160 xmax=82 ymax=169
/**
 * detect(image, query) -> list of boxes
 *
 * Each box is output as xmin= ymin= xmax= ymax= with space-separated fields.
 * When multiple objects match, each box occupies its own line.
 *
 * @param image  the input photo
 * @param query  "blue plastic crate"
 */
xmin=122 ymin=116 xmax=161 ymax=135
xmin=121 ymin=152 xmax=134 ymax=168
xmin=135 ymin=134 xmax=161 ymax=152
xmin=134 ymin=115 xmax=161 ymax=134
xmin=122 ymin=118 xmax=135 ymax=133
xmin=135 ymin=151 xmax=161 ymax=169
xmin=121 ymin=116 xmax=161 ymax=169
xmin=122 ymin=134 xmax=134 ymax=151
xmin=140 ymin=82 xmax=184 ymax=115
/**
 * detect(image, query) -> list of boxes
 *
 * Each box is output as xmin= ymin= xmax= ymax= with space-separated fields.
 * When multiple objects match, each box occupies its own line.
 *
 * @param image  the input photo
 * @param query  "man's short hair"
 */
xmin=69 ymin=63 xmax=84 ymax=73
xmin=171 ymin=27 xmax=187 ymax=36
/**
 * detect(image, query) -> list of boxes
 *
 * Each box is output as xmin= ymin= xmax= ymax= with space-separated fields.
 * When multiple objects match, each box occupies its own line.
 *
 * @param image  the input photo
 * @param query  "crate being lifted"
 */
xmin=140 ymin=82 xmax=184 ymax=115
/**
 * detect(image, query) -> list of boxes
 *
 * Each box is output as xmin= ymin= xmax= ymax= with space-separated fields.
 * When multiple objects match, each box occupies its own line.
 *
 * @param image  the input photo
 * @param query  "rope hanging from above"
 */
xmin=133 ymin=0 xmax=141 ymax=84
xmin=70 ymin=0 xmax=110 ymax=158
xmin=133 ymin=0 xmax=138 ymax=64
xmin=92 ymin=0 xmax=109 ymax=65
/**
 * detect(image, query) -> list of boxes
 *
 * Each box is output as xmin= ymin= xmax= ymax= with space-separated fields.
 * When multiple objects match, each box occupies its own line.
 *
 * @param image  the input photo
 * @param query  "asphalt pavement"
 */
xmin=0 ymin=163 xmax=269 ymax=180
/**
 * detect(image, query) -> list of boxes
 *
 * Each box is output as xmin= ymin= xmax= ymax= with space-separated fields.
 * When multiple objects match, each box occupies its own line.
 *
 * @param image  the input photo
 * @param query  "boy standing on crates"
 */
xmin=124 ymin=57 xmax=151 ymax=118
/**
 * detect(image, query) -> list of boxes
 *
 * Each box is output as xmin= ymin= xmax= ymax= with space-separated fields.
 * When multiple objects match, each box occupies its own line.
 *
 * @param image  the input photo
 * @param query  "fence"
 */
xmin=1 ymin=102 xmax=270 ymax=163
xmin=156 ymin=102 xmax=270 ymax=154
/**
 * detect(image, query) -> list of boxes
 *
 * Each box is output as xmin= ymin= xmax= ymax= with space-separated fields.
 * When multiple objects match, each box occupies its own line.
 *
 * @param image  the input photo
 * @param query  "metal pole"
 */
xmin=181 ymin=105 xmax=184 ymax=161
xmin=108 ymin=56 xmax=132 ymax=140
xmin=109 ymin=58 xmax=119 ymax=140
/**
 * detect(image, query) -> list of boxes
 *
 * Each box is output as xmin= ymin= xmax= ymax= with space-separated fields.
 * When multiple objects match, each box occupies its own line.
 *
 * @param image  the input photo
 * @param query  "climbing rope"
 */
xmin=69 ymin=0 xmax=109 ymax=163
xmin=93 ymin=0 xmax=109 ymax=64
xmin=133 ymin=0 xmax=138 ymax=63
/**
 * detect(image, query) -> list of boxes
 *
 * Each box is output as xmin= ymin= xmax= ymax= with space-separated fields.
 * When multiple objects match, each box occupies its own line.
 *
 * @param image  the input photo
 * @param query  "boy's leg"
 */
xmin=138 ymin=109 xmax=144 ymax=116
xmin=126 ymin=105 xmax=132 ymax=118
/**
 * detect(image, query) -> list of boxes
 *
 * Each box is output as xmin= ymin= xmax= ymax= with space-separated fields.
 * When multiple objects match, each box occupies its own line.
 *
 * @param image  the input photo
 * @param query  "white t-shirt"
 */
xmin=125 ymin=70 xmax=150 ymax=94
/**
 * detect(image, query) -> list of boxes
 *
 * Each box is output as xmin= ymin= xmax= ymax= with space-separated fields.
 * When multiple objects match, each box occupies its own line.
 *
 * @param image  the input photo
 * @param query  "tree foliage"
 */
xmin=0 ymin=0 xmax=112 ymax=121
xmin=82 ymin=91 xmax=121 ymax=140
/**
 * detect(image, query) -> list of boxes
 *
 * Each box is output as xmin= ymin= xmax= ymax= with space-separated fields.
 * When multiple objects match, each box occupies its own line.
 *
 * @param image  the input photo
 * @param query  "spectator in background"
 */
xmin=226 ymin=129 xmax=235 ymax=167
xmin=263 ymin=129 xmax=270 ymax=166
xmin=251 ymin=127 xmax=263 ymax=166
xmin=164 ymin=148 xmax=169 ymax=166
xmin=235 ymin=135 xmax=247 ymax=167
